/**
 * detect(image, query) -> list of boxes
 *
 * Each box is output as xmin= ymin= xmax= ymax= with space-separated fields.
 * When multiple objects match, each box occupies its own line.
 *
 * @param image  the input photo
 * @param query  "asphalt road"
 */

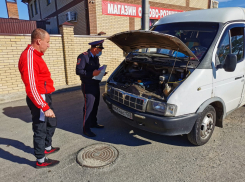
xmin=0 ymin=85 xmax=245 ymax=182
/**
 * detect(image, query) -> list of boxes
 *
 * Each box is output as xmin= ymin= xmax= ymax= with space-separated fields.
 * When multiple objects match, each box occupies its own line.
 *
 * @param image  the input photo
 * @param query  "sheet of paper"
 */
xmin=92 ymin=65 xmax=107 ymax=81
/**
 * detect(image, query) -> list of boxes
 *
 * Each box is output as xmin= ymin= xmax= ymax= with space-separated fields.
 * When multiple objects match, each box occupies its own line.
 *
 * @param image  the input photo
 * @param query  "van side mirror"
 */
xmin=223 ymin=54 xmax=237 ymax=72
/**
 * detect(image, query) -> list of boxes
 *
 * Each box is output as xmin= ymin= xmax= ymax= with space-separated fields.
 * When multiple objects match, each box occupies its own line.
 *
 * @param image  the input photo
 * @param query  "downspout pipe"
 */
xmin=141 ymin=0 xmax=149 ymax=30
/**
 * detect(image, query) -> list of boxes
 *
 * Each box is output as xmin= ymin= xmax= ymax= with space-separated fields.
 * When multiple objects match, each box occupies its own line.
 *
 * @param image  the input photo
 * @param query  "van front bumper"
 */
xmin=103 ymin=93 xmax=198 ymax=136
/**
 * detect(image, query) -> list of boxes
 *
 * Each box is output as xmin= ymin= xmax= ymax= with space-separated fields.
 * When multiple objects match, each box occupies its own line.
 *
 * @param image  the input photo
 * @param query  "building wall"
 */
xmin=39 ymin=0 xmax=56 ymax=18
xmin=28 ymin=0 xmax=56 ymax=20
xmin=88 ymin=0 xmax=97 ymax=34
xmin=0 ymin=34 xmax=66 ymax=97
xmin=148 ymin=0 xmax=207 ymax=11
xmin=28 ymin=0 xmax=41 ymax=20
xmin=96 ymin=0 xmax=130 ymax=35
xmin=28 ymin=0 xmax=56 ymax=21
xmin=189 ymin=0 xmax=209 ymax=9
xmin=58 ymin=2 xmax=88 ymax=35
xmin=57 ymin=0 xmax=74 ymax=9
xmin=150 ymin=0 xmax=186 ymax=6
xmin=46 ymin=17 xmax=59 ymax=34
xmin=25 ymin=0 xmax=210 ymax=36
xmin=135 ymin=18 xmax=141 ymax=30
xmin=94 ymin=0 xmax=209 ymax=35
xmin=27 ymin=0 xmax=88 ymax=35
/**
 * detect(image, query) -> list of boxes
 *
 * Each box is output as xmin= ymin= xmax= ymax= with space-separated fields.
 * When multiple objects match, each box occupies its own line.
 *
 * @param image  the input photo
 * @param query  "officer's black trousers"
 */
xmin=81 ymin=83 xmax=100 ymax=132
xmin=26 ymin=94 xmax=56 ymax=159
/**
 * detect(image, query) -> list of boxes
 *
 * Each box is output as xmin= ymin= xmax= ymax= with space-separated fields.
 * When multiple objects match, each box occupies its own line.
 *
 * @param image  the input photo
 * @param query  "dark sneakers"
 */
xmin=36 ymin=148 xmax=60 ymax=168
xmin=36 ymin=158 xmax=59 ymax=169
xmin=90 ymin=124 xmax=104 ymax=128
xmin=44 ymin=147 xmax=60 ymax=155
xmin=83 ymin=130 xmax=96 ymax=137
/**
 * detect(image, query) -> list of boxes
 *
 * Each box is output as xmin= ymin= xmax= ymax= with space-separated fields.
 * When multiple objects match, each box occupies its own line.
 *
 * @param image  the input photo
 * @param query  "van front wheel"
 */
xmin=187 ymin=105 xmax=216 ymax=146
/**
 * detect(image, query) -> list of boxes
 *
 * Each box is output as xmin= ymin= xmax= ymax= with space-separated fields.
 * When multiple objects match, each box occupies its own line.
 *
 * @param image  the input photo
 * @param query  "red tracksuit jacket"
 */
xmin=19 ymin=45 xmax=55 ymax=112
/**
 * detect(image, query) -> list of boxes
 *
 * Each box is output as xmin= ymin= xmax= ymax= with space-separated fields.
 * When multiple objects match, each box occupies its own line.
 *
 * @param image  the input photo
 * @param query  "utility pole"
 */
xmin=141 ymin=0 xmax=149 ymax=30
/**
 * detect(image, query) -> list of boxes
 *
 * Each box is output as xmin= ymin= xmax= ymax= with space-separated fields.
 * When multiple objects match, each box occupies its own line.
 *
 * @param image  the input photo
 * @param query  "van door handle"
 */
xmin=235 ymin=75 xmax=244 ymax=80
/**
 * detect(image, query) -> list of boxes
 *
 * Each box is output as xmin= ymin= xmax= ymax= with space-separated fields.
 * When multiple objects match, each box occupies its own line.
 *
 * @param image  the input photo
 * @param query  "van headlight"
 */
xmin=147 ymin=100 xmax=177 ymax=117
xmin=105 ymin=83 xmax=112 ymax=95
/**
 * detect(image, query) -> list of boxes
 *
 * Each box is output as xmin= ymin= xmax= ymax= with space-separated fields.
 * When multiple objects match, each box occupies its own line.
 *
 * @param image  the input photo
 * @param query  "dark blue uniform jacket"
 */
xmin=76 ymin=49 xmax=100 ymax=85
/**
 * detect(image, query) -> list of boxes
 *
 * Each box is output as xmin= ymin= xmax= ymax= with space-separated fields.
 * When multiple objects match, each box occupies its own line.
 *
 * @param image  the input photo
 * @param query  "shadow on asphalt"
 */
xmin=2 ymin=86 xmax=193 ymax=165
xmin=0 ymin=138 xmax=34 ymax=167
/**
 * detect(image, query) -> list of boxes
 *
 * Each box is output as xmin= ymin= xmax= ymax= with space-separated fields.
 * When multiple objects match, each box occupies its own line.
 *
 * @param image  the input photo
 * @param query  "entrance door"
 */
xmin=213 ymin=24 xmax=245 ymax=112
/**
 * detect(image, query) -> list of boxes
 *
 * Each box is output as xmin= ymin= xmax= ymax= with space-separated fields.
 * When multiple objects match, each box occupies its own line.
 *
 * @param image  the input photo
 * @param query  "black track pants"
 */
xmin=26 ymin=94 xmax=57 ymax=159
xmin=81 ymin=83 xmax=100 ymax=132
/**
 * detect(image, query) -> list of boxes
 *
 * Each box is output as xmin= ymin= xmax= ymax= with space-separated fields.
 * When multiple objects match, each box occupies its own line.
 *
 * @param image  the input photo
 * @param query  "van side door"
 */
xmin=213 ymin=24 xmax=245 ymax=113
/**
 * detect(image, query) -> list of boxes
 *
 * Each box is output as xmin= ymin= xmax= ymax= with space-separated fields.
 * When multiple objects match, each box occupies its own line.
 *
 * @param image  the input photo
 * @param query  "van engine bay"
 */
xmin=108 ymin=59 xmax=193 ymax=101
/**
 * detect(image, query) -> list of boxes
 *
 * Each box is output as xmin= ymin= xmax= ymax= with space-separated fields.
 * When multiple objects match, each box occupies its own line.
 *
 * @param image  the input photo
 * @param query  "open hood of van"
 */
xmin=107 ymin=30 xmax=199 ymax=61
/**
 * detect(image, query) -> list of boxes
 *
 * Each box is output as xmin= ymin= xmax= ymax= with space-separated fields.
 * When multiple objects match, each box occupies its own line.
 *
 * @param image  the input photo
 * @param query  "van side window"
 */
xmin=216 ymin=31 xmax=230 ymax=65
xmin=230 ymin=27 xmax=244 ymax=61
xmin=217 ymin=27 xmax=244 ymax=65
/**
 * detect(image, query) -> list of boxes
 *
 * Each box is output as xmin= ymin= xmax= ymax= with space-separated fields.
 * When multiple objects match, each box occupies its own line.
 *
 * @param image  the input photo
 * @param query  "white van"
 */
xmin=103 ymin=7 xmax=245 ymax=145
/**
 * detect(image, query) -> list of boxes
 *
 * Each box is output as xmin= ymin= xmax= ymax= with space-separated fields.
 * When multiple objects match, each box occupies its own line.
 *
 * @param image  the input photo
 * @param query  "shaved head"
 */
xmin=31 ymin=28 xmax=48 ymax=43
xmin=31 ymin=28 xmax=50 ymax=54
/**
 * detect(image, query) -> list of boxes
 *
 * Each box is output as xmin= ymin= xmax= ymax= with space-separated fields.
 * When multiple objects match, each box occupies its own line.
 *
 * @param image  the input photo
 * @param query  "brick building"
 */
xmin=22 ymin=0 xmax=212 ymax=35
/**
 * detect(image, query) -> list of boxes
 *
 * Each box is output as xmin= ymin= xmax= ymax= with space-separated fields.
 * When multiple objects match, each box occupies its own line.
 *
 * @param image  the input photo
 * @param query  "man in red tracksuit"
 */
xmin=19 ymin=28 xmax=60 ymax=168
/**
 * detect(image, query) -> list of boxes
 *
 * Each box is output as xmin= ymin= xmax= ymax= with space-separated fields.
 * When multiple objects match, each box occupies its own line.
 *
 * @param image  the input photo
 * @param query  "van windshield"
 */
xmin=139 ymin=22 xmax=219 ymax=61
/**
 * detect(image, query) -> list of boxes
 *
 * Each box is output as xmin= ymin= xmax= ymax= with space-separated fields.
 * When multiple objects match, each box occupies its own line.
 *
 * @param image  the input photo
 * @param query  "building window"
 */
xmin=34 ymin=0 xmax=38 ymax=14
xmin=30 ymin=4 xmax=34 ymax=18
xmin=47 ymin=0 xmax=51 ymax=5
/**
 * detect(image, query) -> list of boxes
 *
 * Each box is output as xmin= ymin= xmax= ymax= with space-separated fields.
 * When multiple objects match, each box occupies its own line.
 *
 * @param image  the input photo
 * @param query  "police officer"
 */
xmin=76 ymin=40 xmax=106 ymax=137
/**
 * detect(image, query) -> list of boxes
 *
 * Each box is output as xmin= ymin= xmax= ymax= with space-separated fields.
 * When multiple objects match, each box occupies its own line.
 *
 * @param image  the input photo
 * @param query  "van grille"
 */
xmin=110 ymin=88 xmax=148 ymax=112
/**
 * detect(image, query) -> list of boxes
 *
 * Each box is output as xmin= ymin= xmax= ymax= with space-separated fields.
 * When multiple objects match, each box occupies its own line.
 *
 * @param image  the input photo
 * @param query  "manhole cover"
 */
xmin=77 ymin=143 xmax=119 ymax=168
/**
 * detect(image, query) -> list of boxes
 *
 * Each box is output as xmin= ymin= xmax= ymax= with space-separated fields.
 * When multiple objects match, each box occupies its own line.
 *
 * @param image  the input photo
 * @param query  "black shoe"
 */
xmin=90 ymin=124 xmax=104 ymax=128
xmin=36 ymin=158 xmax=60 ymax=169
xmin=83 ymin=130 xmax=96 ymax=137
xmin=44 ymin=147 xmax=60 ymax=155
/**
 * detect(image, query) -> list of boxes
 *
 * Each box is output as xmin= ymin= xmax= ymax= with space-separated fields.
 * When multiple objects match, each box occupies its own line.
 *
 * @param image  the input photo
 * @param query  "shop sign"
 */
xmin=102 ymin=1 xmax=184 ymax=19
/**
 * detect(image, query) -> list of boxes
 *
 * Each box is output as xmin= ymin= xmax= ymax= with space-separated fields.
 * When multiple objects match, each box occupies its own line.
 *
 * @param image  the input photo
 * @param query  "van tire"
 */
xmin=188 ymin=105 xmax=216 ymax=146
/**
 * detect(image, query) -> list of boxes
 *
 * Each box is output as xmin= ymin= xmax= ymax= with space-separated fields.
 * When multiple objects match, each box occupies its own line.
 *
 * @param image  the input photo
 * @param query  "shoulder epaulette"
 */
xmin=82 ymin=52 xmax=89 ymax=64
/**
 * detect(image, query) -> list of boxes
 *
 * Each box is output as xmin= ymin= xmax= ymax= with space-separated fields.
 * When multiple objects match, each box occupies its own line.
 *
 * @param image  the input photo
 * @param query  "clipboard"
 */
xmin=92 ymin=65 xmax=107 ymax=81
